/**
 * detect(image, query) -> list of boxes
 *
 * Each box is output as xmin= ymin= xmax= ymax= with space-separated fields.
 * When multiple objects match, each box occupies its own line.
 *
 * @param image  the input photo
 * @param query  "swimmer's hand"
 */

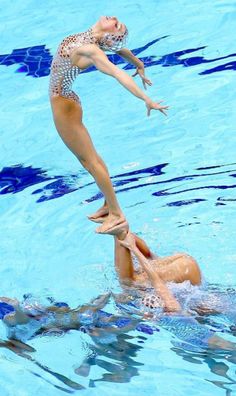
xmin=132 ymin=63 xmax=152 ymax=90
xmin=145 ymin=98 xmax=169 ymax=117
xmin=119 ymin=232 xmax=136 ymax=250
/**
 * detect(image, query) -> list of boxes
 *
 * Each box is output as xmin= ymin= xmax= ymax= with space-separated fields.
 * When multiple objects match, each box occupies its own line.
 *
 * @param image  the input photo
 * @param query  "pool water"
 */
xmin=0 ymin=0 xmax=236 ymax=395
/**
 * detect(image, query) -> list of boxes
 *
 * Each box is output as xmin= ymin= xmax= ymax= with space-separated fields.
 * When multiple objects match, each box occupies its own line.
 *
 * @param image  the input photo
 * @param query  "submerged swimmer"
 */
xmin=0 ymin=289 xmax=235 ymax=353
xmin=0 ymin=237 xmax=235 ymax=353
xmin=0 ymin=293 xmax=143 ymax=342
xmin=49 ymin=16 xmax=169 ymax=234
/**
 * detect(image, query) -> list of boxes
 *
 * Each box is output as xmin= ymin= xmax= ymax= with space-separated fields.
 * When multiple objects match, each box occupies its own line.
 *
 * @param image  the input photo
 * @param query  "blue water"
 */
xmin=0 ymin=0 xmax=236 ymax=394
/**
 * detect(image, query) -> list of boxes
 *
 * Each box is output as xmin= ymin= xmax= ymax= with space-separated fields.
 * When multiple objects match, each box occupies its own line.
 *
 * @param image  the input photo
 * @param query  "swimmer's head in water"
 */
xmin=98 ymin=16 xmax=128 ymax=51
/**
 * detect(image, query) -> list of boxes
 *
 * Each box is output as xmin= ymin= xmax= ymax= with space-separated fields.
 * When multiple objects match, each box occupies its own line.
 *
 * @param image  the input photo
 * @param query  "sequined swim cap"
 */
xmin=141 ymin=294 xmax=164 ymax=310
xmin=99 ymin=26 xmax=128 ymax=52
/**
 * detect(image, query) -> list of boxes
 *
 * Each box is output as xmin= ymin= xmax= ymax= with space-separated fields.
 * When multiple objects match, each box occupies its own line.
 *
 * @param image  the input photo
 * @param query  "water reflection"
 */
xmin=76 ymin=333 xmax=144 ymax=387
xmin=171 ymin=345 xmax=236 ymax=394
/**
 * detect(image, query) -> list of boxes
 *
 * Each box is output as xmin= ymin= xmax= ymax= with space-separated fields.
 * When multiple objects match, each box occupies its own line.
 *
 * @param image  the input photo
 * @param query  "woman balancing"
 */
xmin=49 ymin=16 xmax=169 ymax=234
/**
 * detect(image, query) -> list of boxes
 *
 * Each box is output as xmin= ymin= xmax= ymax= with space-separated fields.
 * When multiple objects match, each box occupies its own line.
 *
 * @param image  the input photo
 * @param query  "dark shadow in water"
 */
xmin=0 ymin=319 xmax=149 ymax=391
xmin=166 ymin=198 xmax=207 ymax=207
xmin=1 ymin=287 xmax=236 ymax=392
xmin=1 ymin=312 xmax=236 ymax=393
xmin=0 ymin=163 xmax=166 ymax=201
xmin=75 ymin=333 xmax=144 ymax=387
xmin=0 ymin=37 xmax=235 ymax=77
xmin=0 ymin=164 xmax=92 ymax=199
xmin=200 ymin=60 xmax=236 ymax=76
xmin=0 ymin=339 xmax=84 ymax=393
xmin=87 ymin=163 xmax=236 ymax=204
xmin=152 ymin=183 xmax=236 ymax=198
xmin=1 ymin=163 xmax=236 ymax=211
xmin=0 ymin=165 xmax=53 ymax=193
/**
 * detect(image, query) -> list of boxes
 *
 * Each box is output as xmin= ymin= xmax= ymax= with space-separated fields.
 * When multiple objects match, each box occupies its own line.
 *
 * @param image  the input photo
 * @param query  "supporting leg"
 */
xmin=51 ymin=96 xmax=127 ymax=234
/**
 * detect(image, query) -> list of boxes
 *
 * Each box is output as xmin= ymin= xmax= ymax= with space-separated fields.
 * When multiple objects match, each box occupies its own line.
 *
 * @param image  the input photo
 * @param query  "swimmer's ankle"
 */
xmin=116 ymin=229 xmax=128 ymax=240
xmin=109 ymin=210 xmax=125 ymax=219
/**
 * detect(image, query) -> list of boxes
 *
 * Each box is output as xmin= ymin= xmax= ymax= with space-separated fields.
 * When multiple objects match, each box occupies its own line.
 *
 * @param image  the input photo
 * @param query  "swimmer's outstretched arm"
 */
xmin=3 ymin=307 xmax=30 ymax=326
xmin=116 ymin=48 xmax=152 ymax=90
xmin=73 ymin=44 xmax=168 ymax=116
xmin=0 ymin=298 xmax=30 ymax=326
xmin=120 ymin=233 xmax=181 ymax=312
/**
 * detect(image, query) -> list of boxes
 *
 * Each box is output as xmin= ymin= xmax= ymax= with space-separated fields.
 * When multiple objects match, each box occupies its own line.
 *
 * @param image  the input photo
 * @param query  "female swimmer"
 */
xmin=113 ymin=230 xmax=201 ymax=312
xmin=112 ymin=230 xmax=236 ymax=351
xmin=49 ymin=16 xmax=169 ymax=234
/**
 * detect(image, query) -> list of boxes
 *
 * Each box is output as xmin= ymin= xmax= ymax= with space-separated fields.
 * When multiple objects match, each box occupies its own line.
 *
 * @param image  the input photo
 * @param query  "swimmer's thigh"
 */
xmin=50 ymin=96 xmax=99 ymax=161
xmin=156 ymin=254 xmax=201 ymax=285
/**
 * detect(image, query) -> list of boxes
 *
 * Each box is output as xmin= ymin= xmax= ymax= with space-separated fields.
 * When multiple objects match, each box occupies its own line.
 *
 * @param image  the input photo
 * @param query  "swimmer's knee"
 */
xmin=176 ymin=252 xmax=195 ymax=262
xmin=174 ymin=253 xmax=201 ymax=285
xmin=79 ymin=156 xmax=101 ymax=174
xmin=185 ymin=257 xmax=202 ymax=285
xmin=173 ymin=252 xmax=187 ymax=260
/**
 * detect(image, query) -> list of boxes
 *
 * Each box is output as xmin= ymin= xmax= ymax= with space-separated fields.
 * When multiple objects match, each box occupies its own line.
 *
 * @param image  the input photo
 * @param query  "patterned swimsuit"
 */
xmin=49 ymin=29 xmax=96 ymax=104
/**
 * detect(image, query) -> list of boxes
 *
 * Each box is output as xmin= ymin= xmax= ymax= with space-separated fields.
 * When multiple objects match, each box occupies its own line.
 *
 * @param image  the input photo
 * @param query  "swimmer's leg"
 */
xmin=154 ymin=254 xmax=202 ymax=286
xmin=50 ymin=96 xmax=126 ymax=234
xmin=0 ymin=338 xmax=36 ymax=353
xmin=0 ymin=338 xmax=85 ymax=390
xmin=133 ymin=234 xmax=153 ymax=258
xmin=3 ymin=309 xmax=30 ymax=327
xmin=76 ymin=334 xmax=142 ymax=384
xmin=208 ymin=335 xmax=236 ymax=351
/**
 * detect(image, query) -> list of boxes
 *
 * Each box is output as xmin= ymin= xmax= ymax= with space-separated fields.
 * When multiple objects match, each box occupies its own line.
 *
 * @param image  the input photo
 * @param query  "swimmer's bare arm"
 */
xmin=3 ymin=305 xmax=30 ymax=326
xmin=116 ymin=48 xmax=152 ymax=90
xmin=73 ymin=44 xmax=168 ymax=116
xmin=120 ymin=233 xmax=181 ymax=312
xmin=114 ymin=234 xmax=135 ymax=284
xmin=0 ymin=297 xmax=30 ymax=326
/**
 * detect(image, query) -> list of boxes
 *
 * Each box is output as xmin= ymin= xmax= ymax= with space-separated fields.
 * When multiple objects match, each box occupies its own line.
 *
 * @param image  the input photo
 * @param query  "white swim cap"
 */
xmin=99 ymin=27 xmax=128 ymax=52
xmin=141 ymin=294 xmax=164 ymax=310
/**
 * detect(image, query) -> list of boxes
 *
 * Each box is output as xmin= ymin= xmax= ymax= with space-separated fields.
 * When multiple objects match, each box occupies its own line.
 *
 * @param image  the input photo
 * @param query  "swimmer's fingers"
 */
xmin=146 ymin=101 xmax=169 ymax=117
xmin=132 ymin=68 xmax=152 ymax=90
xmin=132 ymin=70 xmax=138 ymax=77
xmin=119 ymin=232 xmax=136 ymax=250
xmin=138 ymin=72 xmax=152 ymax=90
xmin=156 ymin=102 xmax=169 ymax=113
xmin=159 ymin=107 xmax=169 ymax=117
xmin=119 ymin=239 xmax=134 ymax=250
xmin=119 ymin=240 xmax=131 ymax=249
xmin=141 ymin=75 xmax=152 ymax=90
